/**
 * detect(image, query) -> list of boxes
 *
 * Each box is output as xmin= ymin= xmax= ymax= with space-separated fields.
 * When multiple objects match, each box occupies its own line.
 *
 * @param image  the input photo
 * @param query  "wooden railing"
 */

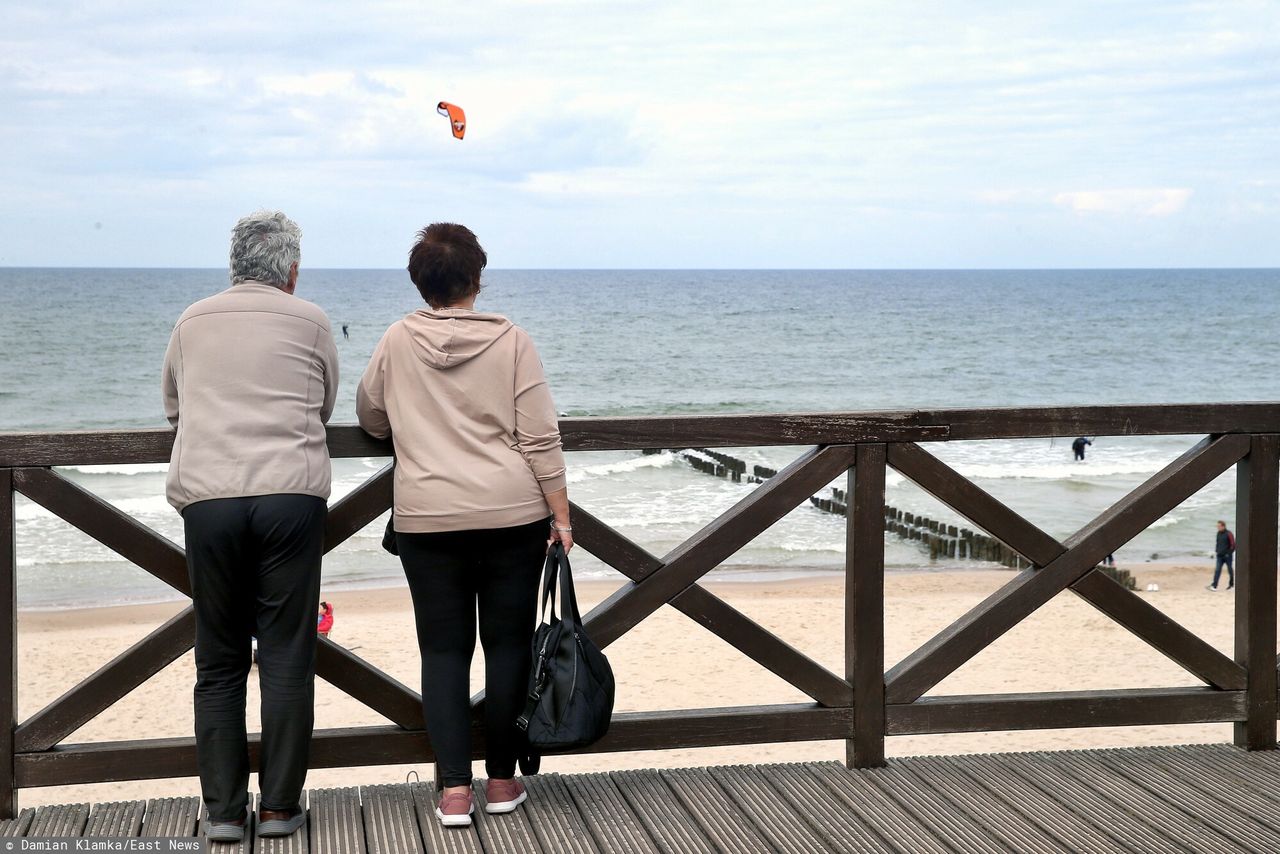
xmin=1 ymin=403 xmax=1277 ymax=818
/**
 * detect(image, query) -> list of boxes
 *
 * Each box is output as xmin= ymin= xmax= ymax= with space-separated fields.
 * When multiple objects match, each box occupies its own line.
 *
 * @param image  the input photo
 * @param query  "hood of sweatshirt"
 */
xmin=401 ymin=308 xmax=514 ymax=369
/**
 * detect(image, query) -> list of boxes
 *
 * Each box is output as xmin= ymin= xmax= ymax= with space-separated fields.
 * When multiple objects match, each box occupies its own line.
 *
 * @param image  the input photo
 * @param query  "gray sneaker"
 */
xmin=258 ymin=807 xmax=305 ymax=837
xmin=203 ymin=811 xmax=247 ymax=843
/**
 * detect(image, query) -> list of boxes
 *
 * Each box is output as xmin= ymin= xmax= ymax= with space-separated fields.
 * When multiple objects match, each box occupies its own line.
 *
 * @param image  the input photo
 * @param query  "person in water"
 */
xmin=342 ymin=324 xmax=350 ymax=340
xmin=1072 ymin=436 xmax=1092 ymax=461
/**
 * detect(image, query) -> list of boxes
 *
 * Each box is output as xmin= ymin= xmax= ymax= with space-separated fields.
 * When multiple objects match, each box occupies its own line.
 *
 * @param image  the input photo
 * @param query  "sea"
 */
xmin=1 ymin=268 xmax=1277 ymax=609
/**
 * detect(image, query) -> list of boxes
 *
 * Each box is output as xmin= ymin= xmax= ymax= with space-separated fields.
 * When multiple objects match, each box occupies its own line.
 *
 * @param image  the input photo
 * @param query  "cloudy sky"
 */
xmin=3 ymin=1 xmax=1278 ymax=268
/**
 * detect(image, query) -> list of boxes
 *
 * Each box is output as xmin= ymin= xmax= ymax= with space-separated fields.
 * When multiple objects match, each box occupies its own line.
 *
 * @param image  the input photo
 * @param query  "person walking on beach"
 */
xmin=1209 ymin=520 xmax=1236 ymax=591
xmin=317 ymin=601 xmax=334 ymax=638
xmin=357 ymin=223 xmax=570 ymax=828
xmin=1072 ymin=436 xmax=1092 ymax=461
xmin=163 ymin=211 xmax=338 ymax=842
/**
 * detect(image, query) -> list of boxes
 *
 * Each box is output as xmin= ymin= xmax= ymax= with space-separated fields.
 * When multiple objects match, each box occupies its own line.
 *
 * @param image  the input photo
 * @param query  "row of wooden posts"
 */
xmin=648 ymin=447 xmax=1138 ymax=589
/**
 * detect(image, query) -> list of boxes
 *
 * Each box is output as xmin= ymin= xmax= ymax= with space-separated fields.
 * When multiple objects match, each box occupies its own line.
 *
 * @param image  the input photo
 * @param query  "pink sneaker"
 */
xmin=485 ymin=778 xmax=527 ymax=814
xmin=435 ymin=789 xmax=474 ymax=827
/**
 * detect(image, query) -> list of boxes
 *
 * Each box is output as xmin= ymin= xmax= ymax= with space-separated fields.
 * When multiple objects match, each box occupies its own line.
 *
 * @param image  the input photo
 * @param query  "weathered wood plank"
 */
xmin=895 ymin=759 xmax=1069 ymax=853
xmin=659 ymin=768 xmax=773 ymax=854
xmin=360 ymin=784 xmax=424 ymax=854
xmin=849 ymin=763 xmax=1006 ymax=854
xmin=308 ymin=787 xmax=365 ymax=854
xmin=469 ymin=779 xmax=545 ymax=853
xmin=519 ymin=774 xmax=599 ymax=854
xmin=0 ymin=807 xmax=33 ymax=837
xmin=1137 ymin=747 xmax=1280 ymax=838
xmin=807 ymin=762 xmax=953 ymax=854
xmin=315 ymin=641 xmax=424 ymax=731
xmin=1088 ymin=748 xmax=1280 ymax=851
xmin=888 ymin=441 xmax=1063 ymax=565
xmin=706 ymin=765 xmax=835 ymax=853
xmin=607 ymin=770 xmax=716 ymax=854
xmin=562 ymin=772 xmax=661 ymax=854
xmin=140 ymin=796 xmax=200 ymax=837
xmin=885 ymin=433 xmax=1250 ymax=703
xmin=583 ymin=444 xmax=857 ymax=649
xmin=16 ymin=607 xmax=196 ymax=752
xmin=84 ymin=800 xmax=146 ymax=837
xmin=0 ymin=470 xmax=16 ymax=820
xmin=27 ymin=802 xmax=90 ymax=836
xmin=570 ymin=504 xmax=852 ymax=707
xmin=1050 ymin=750 xmax=1246 ymax=854
xmin=1235 ymin=434 xmax=1279 ymax=749
xmin=1071 ymin=569 xmax=1247 ymax=690
xmin=947 ymin=754 xmax=1127 ymax=852
xmin=257 ymin=792 xmax=309 ymax=854
xmin=15 ymin=706 xmax=852 ymax=788
xmin=847 ymin=444 xmax=885 ymax=767
xmin=761 ymin=765 xmax=895 ymax=853
xmin=407 ymin=782 xmax=484 ymax=854
xmin=996 ymin=752 xmax=1184 ymax=853
xmin=322 ymin=464 xmax=392 ymax=554
xmin=11 ymin=404 xmax=1280 ymax=467
xmin=886 ymin=686 xmax=1244 ymax=734
xmin=13 ymin=467 xmax=189 ymax=593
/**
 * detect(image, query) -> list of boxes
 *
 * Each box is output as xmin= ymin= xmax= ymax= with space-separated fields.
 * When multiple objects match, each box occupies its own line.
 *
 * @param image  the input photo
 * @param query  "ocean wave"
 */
xmin=566 ymin=452 xmax=678 ymax=484
xmin=951 ymin=459 xmax=1170 ymax=480
xmin=58 ymin=463 xmax=169 ymax=476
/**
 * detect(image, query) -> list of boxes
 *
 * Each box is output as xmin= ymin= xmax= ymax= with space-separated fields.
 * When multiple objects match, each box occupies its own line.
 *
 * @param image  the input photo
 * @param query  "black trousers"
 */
xmin=397 ymin=518 xmax=547 ymax=787
xmin=183 ymin=494 xmax=326 ymax=821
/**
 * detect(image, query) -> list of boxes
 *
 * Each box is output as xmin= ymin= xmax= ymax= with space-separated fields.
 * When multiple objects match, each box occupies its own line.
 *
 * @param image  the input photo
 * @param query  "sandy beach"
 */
xmin=15 ymin=562 xmax=1246 ymax=809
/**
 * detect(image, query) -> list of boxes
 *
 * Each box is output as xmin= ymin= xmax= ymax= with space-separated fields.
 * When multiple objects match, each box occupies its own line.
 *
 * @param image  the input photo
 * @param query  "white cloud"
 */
xmin=1052 ymin=188 xmax=1193 ymax=217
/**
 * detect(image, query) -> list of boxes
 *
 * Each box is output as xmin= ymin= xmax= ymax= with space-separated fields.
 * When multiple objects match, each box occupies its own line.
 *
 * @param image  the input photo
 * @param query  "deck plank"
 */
xmin=257 ymin=792 xmax=309 ymax=854
xmin=1155 ymin=747 xmax=1280 ymax=834
xmin=471 ymin=777 xmax=546 ymax=853
xmin=660 ymin=767 xmax=773 ymax=854
xmin=1086 ymin=748 xmax=1280 ymax=852
xmin=407 ymin=782 xmax=483 ymax=854
xmin=708 ymin=765 xmax=837 ymax=853
xmin=810 ymin=761 xmax=955 ymax=854
xmin=995 ymin=752 xmax=1189 ymax=853
xmin=27 ymin=802 xmax=90 ymax=836
xmin=563 ymin=772 xmax=662 ymax=853
xmin=897 ymin=758 xmax=1070 ymax=853
xmin=140 ymin=796 xmax=200 ymax=837
xmin=1052 ymin=750 xmax=1248 ymax=854
xmin=950 ymin=753 xmax=1128 ymax=852
xmin=85 ymin=800 xmax=146 ymax=837
xmin=361 ymin=784 xmax=424 ymax=854
xmin=764 ymin=764 xmax=896 ymax=853
xmin=608 ymin=770 xmax=717 ymax=854
xmin=851 ymin=762 xmax=1010 ymax=854
xmin=309 ymin=787 xmax=365 ymax=854
xmin=519 ymin=774 xmax=599 ymax=854
xmin=0 ymin=808 xmax=34 ymax=838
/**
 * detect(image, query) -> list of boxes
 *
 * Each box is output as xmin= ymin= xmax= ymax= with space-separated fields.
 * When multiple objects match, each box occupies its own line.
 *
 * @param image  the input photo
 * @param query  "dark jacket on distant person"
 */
xmin=1216 ymin=529 xmax=1236 ymax=556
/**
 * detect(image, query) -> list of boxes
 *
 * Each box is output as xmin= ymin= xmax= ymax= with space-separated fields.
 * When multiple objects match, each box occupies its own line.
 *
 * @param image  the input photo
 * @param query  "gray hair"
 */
xmin=229 ymin=210 xmax=301 ymax=287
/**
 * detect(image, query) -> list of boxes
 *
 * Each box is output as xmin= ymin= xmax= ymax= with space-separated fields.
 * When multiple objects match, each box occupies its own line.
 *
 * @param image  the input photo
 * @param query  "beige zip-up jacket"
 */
xmin=162 ymin=281 xmax=339 ymax=512
xmin=356 ymin=308 xmax=566 ymax=533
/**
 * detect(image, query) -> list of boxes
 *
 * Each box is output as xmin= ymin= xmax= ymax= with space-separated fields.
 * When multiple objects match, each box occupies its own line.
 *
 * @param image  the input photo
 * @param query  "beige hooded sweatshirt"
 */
xmin=356 ymin=308 xmax=566 ymax=533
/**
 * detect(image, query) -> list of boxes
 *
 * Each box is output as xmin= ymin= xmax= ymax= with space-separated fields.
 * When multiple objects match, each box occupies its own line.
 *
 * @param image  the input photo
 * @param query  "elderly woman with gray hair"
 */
xmin=162 ymin=211 xmax=338 ymax=842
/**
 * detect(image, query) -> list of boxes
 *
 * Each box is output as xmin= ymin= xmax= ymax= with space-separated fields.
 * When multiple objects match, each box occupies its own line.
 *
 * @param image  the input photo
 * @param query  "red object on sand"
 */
xmin=317 ymin=602 xmax=334 ymax=636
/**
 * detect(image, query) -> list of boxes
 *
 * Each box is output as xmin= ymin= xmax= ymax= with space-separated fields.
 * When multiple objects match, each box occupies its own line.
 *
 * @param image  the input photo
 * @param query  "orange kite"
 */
xmin=437 ymin=102 xmax=466 ymax=139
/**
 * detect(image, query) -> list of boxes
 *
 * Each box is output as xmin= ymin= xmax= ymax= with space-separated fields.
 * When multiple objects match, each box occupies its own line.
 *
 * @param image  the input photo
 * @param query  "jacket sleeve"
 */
xmin=512 ymin=330 xmax=567 ymax=494
xmin=356 ymin=328 xmax=392 ymax=439
xmin=318 ymin=322 xmax=340 ymax=424
xmin=161 ymin=323 xmax=182 ymax=428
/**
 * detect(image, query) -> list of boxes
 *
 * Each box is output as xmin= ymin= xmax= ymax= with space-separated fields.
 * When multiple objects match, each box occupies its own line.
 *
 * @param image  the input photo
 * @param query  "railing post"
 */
xmin=847 ymin=444 xmax=886 ymax=767
xmin=0 ymin=469 xmax=16 ymax=817
xmin=1235 ymin=434 xmax=1278 ymax=750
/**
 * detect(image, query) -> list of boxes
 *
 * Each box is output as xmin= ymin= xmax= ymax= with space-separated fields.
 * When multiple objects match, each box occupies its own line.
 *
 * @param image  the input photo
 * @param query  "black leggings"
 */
xmin=397 ymin=518 xmax=547 ymax=787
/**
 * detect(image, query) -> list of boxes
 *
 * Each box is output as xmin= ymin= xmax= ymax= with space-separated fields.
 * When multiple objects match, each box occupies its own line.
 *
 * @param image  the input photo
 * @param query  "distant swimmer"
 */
xmin=1072 ymin=436 xmax=1092 ymax=461
xmin=341 ymin=324 xmax=350 ymax=340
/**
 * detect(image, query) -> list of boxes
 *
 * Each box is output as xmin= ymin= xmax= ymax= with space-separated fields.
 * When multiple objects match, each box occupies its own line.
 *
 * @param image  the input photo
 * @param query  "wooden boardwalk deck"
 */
xmin=1 ymin=744 xmax=1278 ymax=852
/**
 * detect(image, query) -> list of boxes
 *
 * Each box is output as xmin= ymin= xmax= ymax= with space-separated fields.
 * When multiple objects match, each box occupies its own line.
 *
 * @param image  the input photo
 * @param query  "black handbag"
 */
xmin=516 ymin=543 xmax=615 ymax=758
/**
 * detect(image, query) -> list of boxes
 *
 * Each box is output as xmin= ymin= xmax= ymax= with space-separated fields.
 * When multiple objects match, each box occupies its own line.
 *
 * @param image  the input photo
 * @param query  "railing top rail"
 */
xmin=1 ymin=401 xmax=1279 ymax=466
